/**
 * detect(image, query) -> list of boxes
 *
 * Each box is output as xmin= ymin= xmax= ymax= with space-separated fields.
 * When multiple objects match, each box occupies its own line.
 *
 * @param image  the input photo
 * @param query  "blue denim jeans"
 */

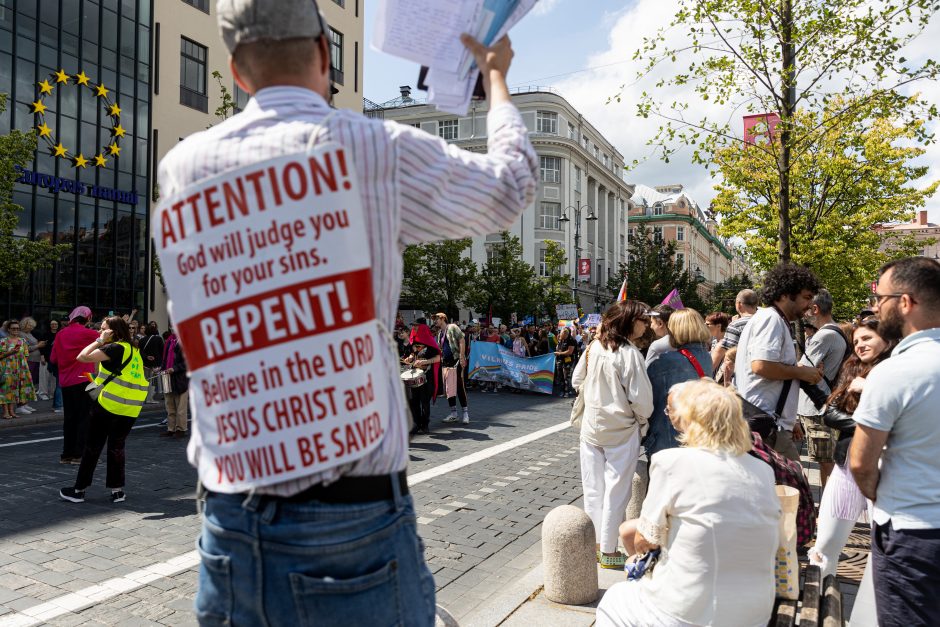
xmin=52 ymin=382 xmax=63 ymax=409
xmin=196 ymin=484 xmax=436 ymax=627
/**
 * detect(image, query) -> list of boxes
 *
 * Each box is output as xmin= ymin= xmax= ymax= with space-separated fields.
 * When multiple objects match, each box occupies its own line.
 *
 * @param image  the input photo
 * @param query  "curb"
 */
xmin=460 ymin=564 xmax=544 ymax=627
xmin=0 ymin=407 xmax=167 ymax=430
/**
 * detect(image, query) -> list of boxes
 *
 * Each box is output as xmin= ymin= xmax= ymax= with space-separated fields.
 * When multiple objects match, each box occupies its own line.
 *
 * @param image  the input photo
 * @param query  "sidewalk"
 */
xmin=467 ymin=456 xmax=866 ymax=626
xmin=0 ymin=397 xmax=167 ymax=430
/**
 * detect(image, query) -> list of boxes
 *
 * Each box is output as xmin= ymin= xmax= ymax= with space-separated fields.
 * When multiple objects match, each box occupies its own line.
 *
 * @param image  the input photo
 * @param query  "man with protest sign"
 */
xmin=153 ymin=1 xmax=537 ymax=624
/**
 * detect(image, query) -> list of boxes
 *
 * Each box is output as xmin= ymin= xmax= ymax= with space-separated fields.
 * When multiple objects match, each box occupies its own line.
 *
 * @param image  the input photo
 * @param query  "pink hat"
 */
xmin=68 ymin=306 xmax=92 ymax=321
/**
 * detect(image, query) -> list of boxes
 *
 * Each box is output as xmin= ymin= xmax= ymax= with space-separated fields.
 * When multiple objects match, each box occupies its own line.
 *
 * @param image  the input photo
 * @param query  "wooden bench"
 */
xmin=770 ymin=564 xmax=843 ymax=627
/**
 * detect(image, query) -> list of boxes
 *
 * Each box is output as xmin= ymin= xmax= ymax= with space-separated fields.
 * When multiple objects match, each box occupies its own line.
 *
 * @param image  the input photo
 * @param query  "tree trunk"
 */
xmin=778 ymin=0 xmax=795 ymax=264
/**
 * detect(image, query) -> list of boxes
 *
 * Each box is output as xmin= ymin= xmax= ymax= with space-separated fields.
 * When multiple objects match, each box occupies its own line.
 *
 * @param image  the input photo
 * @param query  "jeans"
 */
xmin=61 ymin=383 xmax=91 ymax=459
xmin=872 ymin=520 xmax=940 ymax=626
xmin=196 ymin=485 xmax=436 ymax=627
xmin=75 ymin=403 xmax=135 ymax=490
xmin=53 ymin=383 xmax=62 ymax=409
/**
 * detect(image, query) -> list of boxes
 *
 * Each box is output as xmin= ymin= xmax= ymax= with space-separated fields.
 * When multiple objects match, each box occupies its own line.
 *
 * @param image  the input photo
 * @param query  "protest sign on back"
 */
xmin=154 ymin=143 xmax=389 ymax=493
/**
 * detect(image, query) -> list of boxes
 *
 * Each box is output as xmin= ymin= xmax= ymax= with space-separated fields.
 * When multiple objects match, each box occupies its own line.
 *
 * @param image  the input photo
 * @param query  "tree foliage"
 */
xmin=701 ymin=273 xmax=756 ymax=315
xmin=537 ymin=239 xmax=575 ymax=314
xmin=400 ymin=238 xmax=478 ymax=320
xmin=0 ymin=94 xmax=70 ymax=290
xmin=712 ymin=102 xmax=935 ymax=318
xmin=627 ymin=0 xmax=940 ymax=262
xmin=466 ymin=231 xmax=540 ymax=320
xmin=607 ymin=224 xmax=706 ymax=312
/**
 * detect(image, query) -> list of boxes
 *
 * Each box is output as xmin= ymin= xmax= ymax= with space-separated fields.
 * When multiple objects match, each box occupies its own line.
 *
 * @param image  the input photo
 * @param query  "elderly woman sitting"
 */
xmin=597 ymin=380 xmax=780 ymax=627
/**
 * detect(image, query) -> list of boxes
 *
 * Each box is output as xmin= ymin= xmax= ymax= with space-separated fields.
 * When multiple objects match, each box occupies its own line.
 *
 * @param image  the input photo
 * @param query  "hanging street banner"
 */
xmin=153 ymin=143 xmax=389 ymax=493
xmin=578 ymin=258 xmax=592 ymax=280
xmin=467 ymin=341 xmax=555 ymax=394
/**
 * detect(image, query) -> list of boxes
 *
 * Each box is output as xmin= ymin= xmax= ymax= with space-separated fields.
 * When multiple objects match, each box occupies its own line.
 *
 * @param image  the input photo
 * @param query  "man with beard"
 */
xmin=850 ymin=256 xmax=940 ymax=627
xmin=734 ymin=264 xmax=825 ymax=462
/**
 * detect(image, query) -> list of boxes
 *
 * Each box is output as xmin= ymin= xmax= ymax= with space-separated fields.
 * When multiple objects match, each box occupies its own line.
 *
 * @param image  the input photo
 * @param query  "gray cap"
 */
xmin=217 ymin=0 xmax=328 ymax=54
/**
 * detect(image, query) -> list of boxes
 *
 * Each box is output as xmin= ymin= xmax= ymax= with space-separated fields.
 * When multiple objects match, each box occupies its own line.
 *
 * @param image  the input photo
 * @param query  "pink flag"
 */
xmin=661 ymin=288 xmax=685 ymax=309
xmin=617 ymin=278 xmax=628 ymax=301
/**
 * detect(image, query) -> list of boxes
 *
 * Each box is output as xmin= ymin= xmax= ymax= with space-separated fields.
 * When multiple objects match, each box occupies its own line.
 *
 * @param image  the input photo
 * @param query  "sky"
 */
xmin=362 ymin=0 xmax=940 ymax=226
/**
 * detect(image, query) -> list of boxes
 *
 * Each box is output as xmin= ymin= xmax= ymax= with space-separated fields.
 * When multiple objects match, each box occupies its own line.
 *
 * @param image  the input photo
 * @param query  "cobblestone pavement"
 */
xmin=0 ymin=389 xmax=578 ymax=626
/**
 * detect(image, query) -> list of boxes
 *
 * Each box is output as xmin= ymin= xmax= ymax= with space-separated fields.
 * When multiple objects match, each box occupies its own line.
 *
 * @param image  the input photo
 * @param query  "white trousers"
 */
xmin=809 ymin=516 xmax=856 ymax=580
xmin=580 ymin=433 xmax=641 ymax=553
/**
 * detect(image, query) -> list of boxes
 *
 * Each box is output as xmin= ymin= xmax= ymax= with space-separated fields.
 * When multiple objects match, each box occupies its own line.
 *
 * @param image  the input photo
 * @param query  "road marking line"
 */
xmin=409 ymin=421 xmax=569 ymax=485
xmin=0 ymin=420 xmax=571 ymax=626
xmin=0 ymin=422 xmax=160 ymax=448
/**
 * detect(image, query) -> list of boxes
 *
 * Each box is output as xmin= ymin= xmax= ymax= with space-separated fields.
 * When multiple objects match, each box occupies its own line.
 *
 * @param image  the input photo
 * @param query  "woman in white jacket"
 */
xmin=571 ymin=299 xmax=654 ymax=569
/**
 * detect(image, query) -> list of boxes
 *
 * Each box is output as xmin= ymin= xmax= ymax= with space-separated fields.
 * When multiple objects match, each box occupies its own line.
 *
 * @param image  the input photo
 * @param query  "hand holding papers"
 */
xmin=372 ymin=0 xmax=538 ymax=114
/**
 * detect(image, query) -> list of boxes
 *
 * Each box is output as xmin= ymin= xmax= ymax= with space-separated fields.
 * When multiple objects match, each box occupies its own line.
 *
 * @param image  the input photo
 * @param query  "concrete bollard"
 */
xmin=541 ymin=505 xmax=598 ymax=605
xmin=624 ymin=460 xmax=649 ymax=521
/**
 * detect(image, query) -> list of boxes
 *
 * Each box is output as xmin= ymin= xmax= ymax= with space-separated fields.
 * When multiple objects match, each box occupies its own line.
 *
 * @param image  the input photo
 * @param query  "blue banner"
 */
xmin=467 ymin=341 xmax=555 ymax=394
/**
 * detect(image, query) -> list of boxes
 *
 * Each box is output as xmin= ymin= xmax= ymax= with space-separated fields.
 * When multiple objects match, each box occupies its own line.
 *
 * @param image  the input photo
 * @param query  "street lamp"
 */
xmin=559 ymin=201 xmax=597 ymax=305
xmin=694 ymin=265 xmax=704 ymax=282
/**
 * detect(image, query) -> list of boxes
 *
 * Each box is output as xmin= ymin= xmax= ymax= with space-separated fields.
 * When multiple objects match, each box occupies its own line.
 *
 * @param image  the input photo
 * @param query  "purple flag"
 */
xmin=661 ymin=288 xmax=685 ymax=310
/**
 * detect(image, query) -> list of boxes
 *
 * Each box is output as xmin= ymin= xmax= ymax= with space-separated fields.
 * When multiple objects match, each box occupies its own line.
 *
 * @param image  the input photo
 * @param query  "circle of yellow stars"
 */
xmin=32 ymin=69 xmax=124 ymax=169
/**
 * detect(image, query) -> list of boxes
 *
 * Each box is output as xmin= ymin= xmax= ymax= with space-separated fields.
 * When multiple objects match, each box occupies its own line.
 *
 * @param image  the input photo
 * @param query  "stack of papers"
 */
xmin=372 ymin=0 xmax=538 ymax=115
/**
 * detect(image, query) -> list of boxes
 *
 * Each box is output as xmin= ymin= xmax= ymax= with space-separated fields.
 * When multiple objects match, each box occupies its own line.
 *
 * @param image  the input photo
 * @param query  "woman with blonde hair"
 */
xmin=644 ymin=308 xmax=712 ymax=459
xmin=572 ymin=299 xmax=654 ymax=570
xmin=598 ymin=380 xmax=779 ymax=627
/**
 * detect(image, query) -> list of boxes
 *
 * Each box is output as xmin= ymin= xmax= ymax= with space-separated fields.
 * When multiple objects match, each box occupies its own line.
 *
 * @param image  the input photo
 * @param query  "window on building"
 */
xmin=331 ymin=0 xmax=345 ymax=6
xmin=676 ymin=252 xmax=685 ymax=267
xmin=568 ymin=123 xmax=576 ymax=140
xmin=179 ymin=37 xmax=208 ymax=112
xmin=581 ymin=133 xmax=588 ymax=149
xmin=540 ymin=156 xmax=561 ymax=183
xmin=654 ymin=226 xmax=663 ymax=243
xmin=536 ymin=111 xmax=558 ymax=134
xmin=538 ymin=248 xmax=551 ymax=277
xmin=329 ymin=28 xmax=344 ymax=85
xmin=603 ymin=154 xmax=609 ymax=167
xmin=653 ymin=202 xmax=664 ymax=216
xmin=438 ymin=119 xmax=459 ymax=140
xmin=620 ymin=234 xmax=625 ymax=251
xmin=182 ymin=0 xmax=210 ymax=12
xmin=574 ymin=166 xmax=582 ymax=193
xmin=539 ymin=202 xmax=561 ymax=230
xmin=630 ymin=227 xmax=637 ymax=240
xmin=486 ymin=246 xmax=499 ymax=265
xmin=593 ymin=144 xmax=599 ymax=158
xmin=233 ymin=83 xmax=250 ymax=112
xmin=677 ymin=226 xmax=685 ymax=241
xmin=410 ymin=122 xmax=422 ymax=129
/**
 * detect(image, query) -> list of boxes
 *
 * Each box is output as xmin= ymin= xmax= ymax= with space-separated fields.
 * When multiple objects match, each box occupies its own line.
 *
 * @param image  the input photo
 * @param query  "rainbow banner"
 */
xmin=467 ymin=341 xmax=555 ymax=394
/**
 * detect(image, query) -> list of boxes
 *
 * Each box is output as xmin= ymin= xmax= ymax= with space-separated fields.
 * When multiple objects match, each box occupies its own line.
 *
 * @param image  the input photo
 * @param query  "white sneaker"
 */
xmin=37 ymin=393 xmax=50 ymax=401
xmin=15 ymin=406 xmax=32 ymax=415
xmin=442 ymin=412 xmax=458 ymax=423
xmin=461 ymin=411 xmax=470 ymax=425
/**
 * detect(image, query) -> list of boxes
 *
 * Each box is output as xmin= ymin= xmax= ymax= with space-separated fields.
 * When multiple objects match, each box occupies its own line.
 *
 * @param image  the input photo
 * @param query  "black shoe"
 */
xmin=59 ymin=487 xmax=85 ymax=503
xmin=409 ymin=426 xmax=421 ymax=437
xmin=111 ymin=490 xmax=126 ymax=503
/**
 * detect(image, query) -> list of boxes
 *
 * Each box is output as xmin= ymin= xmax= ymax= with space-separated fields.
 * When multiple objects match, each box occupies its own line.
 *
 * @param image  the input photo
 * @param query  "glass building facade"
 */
xmin=0 ymin=0 xmax=152 ymax=321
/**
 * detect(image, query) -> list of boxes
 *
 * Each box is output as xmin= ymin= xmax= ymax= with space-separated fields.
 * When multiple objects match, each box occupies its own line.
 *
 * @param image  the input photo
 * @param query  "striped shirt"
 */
xmin=157 ymin=86 xmax=537 ymax=495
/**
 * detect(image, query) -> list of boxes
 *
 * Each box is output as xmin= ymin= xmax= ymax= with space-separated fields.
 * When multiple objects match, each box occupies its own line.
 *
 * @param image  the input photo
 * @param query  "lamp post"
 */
xmin=559 ymin=202 xmax=597 ymax=307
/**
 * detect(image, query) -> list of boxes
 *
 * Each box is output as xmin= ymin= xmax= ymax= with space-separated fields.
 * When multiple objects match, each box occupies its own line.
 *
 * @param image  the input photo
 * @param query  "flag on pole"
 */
xmin=617 ymin=278 xmax=628 ymax=301
xmin=661 ymin=288 xmax=685 ymax=309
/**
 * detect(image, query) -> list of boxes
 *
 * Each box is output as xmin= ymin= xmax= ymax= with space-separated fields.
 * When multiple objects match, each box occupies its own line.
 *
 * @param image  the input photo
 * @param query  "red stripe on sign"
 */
xmin=176 ymin=268 xmax=375 ymax=371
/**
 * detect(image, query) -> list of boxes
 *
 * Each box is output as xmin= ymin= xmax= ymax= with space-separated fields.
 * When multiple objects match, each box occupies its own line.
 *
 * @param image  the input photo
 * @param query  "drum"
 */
xmin=400 ymin=367 xmax=426 ymax=388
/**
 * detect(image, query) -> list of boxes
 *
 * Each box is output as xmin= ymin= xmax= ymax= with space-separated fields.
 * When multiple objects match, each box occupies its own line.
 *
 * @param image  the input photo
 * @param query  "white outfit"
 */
xmin=599 ymin=447 xmax=780 ymax=627
xmin=809 ymin=461 xmax=869 ymax=579
xmin=572 ymin=339 xmax=653 ymax=553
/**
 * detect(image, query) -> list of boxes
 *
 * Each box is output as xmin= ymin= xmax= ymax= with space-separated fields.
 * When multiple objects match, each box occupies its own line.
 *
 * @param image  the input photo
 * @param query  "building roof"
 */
xmin=877 ymin=221 xmax=939 ymax=231
xmin=631 ymin=183 xmax=711 ymax=223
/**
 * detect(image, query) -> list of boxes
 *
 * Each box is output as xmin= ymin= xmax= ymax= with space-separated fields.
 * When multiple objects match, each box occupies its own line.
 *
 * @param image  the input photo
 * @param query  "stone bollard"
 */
xmin=624 ymin=459 xmax=649 ymax=521
xmin=542 ymin=505 xmax=598 ymax=605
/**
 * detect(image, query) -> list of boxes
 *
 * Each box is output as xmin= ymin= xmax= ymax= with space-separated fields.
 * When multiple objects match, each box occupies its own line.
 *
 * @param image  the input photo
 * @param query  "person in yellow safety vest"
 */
xmin=59 ymin=316 xmax=149 ymax=505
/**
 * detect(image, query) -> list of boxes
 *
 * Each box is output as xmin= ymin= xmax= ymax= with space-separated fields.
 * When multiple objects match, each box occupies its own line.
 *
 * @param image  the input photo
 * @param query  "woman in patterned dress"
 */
xmin=0 ymin=320 xmax=37 ymax=419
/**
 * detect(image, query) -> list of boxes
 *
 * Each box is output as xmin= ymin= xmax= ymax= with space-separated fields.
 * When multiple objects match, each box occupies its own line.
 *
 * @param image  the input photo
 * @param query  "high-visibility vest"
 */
xmin=93 ymin=342 xmax=148 ymax=418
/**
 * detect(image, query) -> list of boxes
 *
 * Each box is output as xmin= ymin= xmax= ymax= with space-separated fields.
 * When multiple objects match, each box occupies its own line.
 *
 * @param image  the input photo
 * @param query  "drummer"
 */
xmin=403 ymin=321 xmax=441 ymax=436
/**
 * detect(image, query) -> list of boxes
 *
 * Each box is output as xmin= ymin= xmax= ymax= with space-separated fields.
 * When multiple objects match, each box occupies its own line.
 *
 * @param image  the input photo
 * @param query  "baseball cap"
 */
xmin=217 ymin=0 xmax=329 ymax=54
xmin=69 ymin=306 xmax=92 ymax=321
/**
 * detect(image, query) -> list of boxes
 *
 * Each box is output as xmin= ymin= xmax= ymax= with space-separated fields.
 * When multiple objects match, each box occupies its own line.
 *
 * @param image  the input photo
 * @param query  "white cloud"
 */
xmin=531 ymin=0 xmax=563 ymax=17
xmin=548 ymin=0 xmax=940 ymax=223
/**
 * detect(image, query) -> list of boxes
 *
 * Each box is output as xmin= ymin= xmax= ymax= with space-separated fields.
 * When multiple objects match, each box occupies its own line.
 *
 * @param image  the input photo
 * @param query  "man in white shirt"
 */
xmin=850 ymin=257 xmax=940 ymax=627
xmin=734 ymin=264 xmax=823 ymax=462
xmin=156 ymin=1 xmax=537 ymax=624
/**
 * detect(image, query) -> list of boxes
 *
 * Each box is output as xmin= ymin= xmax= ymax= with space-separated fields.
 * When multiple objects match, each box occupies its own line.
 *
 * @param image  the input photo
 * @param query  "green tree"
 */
xmin=0 ymin=94 xmax=70 ymax=290
xmin=607 ymin=224 xmax=706 ymax=312
xmin=628 ymin=0 xmax=939 ymax=263
xmin=702 ymin=273 xmax=755 ymax=315
xmin=712 ymin=104 xmax=935 ymax=318
xmin=212 ymin=70 xmax=238 ymax=122
xmin=400 ymin=238 xmax=478 ymax=320
xmin=538 ymin=239 xmax=574 ymax=315
xmin=467 ymin=231 xmax=540 ymax=320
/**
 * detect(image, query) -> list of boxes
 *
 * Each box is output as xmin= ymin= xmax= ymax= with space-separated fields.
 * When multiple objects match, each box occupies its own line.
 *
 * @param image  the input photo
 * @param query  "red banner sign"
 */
xmin=578 ymin=258 xmax=591 ymax=280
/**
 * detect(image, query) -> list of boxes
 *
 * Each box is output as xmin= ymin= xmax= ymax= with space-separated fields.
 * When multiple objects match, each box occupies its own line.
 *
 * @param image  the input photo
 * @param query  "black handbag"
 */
xmin=737 ymin=380 xmax=792 ymax=447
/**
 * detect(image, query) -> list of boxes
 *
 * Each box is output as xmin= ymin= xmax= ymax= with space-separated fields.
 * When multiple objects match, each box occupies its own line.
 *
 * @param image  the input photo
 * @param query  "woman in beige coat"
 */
xmin=572 ymin=300 xmax=654 ymax=569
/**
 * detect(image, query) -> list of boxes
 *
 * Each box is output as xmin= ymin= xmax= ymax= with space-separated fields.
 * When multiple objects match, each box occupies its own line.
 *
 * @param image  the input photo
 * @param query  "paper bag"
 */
xmin=775 ymin=485 xmax=800 ymax=600
xmin=443 ymin=367 xmax=457 ymax=399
